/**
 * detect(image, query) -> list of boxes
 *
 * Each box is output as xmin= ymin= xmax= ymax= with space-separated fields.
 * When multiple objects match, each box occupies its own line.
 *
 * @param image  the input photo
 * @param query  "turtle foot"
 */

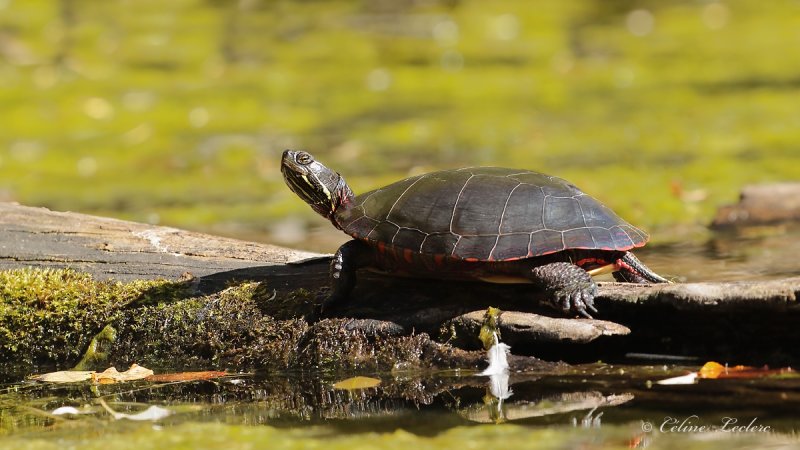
xmin=552 ymin=282 xmax=598 ymax=319
xmin=530 ymin=262 xmax=599 ymax=318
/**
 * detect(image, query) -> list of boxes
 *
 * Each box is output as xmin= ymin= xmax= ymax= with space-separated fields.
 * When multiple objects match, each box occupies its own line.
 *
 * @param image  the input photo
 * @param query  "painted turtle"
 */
xmin=281 ymin=150 xmax=669 ymax=317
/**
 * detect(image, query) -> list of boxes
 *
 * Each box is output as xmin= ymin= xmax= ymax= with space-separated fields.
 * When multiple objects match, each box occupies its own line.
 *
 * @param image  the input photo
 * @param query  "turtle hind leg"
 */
xmin=613 ymin=252 xmax=671 ymax=284
xmin=612 ymin=270 xmax=647 ymax=283
xmin=323 ymin=239 xmax=375 ymax=315
xmin=528 ymin=262 xmax=598 ymax=318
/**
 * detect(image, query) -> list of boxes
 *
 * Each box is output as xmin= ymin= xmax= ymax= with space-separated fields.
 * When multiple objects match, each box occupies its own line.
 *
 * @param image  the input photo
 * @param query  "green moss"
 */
xmin=105 ymin=282 xmax=309 ymax=370
xmin=105 ymin=287 xmax=437 ymax=372
xmin=298 ymin=319 xmax=432 ymax=372
xmin=0 ymin=268 xmax=470 ymax=374
xmin=257 ymin=286 xmax=319 ymax=320
xmin=0 ymin=268 xmax=189 ymax=372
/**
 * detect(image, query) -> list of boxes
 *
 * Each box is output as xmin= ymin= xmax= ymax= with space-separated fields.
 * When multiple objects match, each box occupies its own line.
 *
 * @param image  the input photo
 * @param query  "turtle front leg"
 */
xmin=324 ymin=239 xmax=375 ymax=314
xmin=528 ymin=262 xmax=598 ymax=318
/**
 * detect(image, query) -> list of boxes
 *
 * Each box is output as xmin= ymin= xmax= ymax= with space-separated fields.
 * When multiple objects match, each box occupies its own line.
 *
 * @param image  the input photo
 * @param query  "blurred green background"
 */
xmin=1 ymin=0 xmax=799 ymax=252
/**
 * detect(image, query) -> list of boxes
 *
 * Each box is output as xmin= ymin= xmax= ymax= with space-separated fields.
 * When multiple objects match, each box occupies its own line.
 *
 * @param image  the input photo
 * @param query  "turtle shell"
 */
xmin=335 ymin=167 xmax=648 ymax=261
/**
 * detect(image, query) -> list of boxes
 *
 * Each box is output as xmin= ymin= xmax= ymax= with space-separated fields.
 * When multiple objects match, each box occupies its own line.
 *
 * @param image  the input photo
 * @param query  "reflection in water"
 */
xmin=2 ymin=364 xmax=799 ymax=441
xmin=0 ymin=371 xmax=632 ymax=433
xmin=460 ymin=390 xmax=634 ymax=425
xmin=482 ymin=371 xmax=512 ymax=424
xmin=476 ymin=339 xmax=513 ymax=424
xmin=468 ymin=337 xmax=632 ymax=426
xmin=1 ymin=370 xmax=633 ymax=436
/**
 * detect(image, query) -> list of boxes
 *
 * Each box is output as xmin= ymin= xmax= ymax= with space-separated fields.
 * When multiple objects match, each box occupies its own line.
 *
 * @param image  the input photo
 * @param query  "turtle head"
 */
xmin=281 ymin=150 xmax=354 ymax=228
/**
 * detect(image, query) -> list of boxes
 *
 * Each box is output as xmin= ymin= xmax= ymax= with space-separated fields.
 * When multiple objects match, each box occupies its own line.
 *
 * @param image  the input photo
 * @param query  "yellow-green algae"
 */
xmin=0 ymin=1 xmax=799 ymax=251
xmin=0 ymin=421 xmax=796 ymax=450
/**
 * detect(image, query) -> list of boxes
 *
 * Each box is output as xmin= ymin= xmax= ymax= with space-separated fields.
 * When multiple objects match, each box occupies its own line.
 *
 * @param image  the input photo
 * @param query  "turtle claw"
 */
xmin=552 ymin=281 xmax=598 ymax=319
xmin=530 ymin=262 xmax=600 ymax=318
xmin=575 ymin=294 xmax=598 ymax=319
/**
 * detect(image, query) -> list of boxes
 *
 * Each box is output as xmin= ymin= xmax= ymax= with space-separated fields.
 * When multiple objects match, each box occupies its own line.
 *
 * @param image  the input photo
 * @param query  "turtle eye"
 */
xmin=295 ymin=152 xmax=313 ymax=165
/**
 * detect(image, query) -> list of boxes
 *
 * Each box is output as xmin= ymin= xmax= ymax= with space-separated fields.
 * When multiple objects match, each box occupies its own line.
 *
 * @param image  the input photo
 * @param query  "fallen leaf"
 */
xmin=698 ymin=361 xmax=795 ymax=379
xmin=31 ymin=371 xmax=94 ymax=383
xmin=658 ymin=361 xmax=797 ymax=385
xmin=332 ymin=376 xmax=381 ymax=390
xmin=92 ymin=364 xmax=154 ymax=384
xmin=31 ymin=363 xmax=154 ymax=384
xmin=145 ymin=371 xmax=228 ymax=382
xmin=698 ymin=361 xmax=727 ymax=379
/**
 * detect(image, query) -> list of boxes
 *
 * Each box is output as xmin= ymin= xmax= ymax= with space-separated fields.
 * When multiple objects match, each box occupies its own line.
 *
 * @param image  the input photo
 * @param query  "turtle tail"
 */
xmin=614 ymin=252 xmax=671 ymax=284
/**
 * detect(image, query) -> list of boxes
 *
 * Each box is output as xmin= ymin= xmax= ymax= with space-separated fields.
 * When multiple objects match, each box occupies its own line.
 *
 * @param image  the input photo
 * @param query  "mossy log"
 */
xmin=1 ymin=202 xmax=799 ymax=379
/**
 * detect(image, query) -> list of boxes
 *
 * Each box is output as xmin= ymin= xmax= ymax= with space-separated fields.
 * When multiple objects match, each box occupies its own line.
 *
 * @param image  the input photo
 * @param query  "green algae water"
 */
xmin=1 ymin=0 xmax=799 ymax=246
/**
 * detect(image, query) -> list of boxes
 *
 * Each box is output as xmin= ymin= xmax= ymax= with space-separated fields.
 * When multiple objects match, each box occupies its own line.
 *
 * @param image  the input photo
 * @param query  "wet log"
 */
xmin=712 ymin=182 xmax=800 ymax=228
xmin=0 ymin=202 xmax=321 ymax=280
xmin=1 ymin=202 xmax=799 ymax=372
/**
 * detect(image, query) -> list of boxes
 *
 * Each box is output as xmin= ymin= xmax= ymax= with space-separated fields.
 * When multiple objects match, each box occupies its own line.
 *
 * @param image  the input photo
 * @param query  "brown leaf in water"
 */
xmin=31 ymin=363 xmax=154 ymax=384
xmin=30 ymin=370 xmax=95 ymax=383
xmin=698 ymin=361 xmax=795 ymax=379
xmin=332 ymin=376 xmax=381 ymax=390
xmin=145 ymin=371 xmax=228 ymax=382
xmin=697 ymin=361 xmax=727 ymax=379
xmin=92 ymin=364 xmax=154 ymax=384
